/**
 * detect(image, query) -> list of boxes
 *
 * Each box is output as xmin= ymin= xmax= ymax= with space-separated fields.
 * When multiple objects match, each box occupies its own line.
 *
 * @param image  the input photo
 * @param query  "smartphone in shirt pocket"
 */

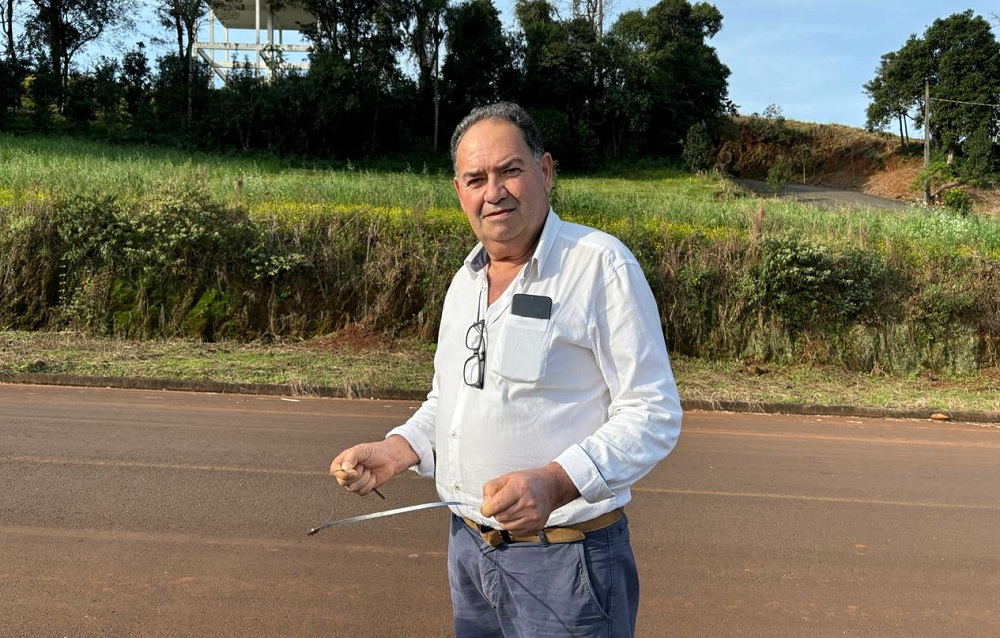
xmin=496 ymin=294 xmax=553 ymax=383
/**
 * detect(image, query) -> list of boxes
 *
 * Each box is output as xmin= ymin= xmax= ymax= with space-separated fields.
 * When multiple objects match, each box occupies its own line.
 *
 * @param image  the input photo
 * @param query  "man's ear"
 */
xmin=540 ymin=152 xmax=554 ymax=194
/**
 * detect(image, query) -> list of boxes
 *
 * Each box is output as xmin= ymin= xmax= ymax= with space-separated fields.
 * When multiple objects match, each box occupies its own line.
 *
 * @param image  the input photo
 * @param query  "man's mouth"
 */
xmin=483 ymin=208 xmax=513 ymax=219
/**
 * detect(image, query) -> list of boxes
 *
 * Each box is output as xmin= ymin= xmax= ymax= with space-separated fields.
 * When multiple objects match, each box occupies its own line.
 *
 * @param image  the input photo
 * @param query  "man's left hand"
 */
xmin=480 ymin=462 xmax=579 ymax=535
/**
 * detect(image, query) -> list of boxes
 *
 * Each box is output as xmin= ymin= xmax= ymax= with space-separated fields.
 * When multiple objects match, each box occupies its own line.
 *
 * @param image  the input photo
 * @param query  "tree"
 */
xmin=864 ymin=10 xmax=1000 ymax=157
xmin=155 ymin=0 xmax=218 ymax=128
xmin=23 ymin=0 xmax=137 ymax=107
xmin=568 ymin=0 xmax=614 ymax=40
xmin=0 ymin=0 xmax=24 ymax=124
xmin=1 ymin=0 xmax=16 ymax=60
xmin=440 ymin=0 xmax=520 ymax=129
xmin=682 ymin=120 xmax=713 ymax=171
xmin=863 ymin=47 xmax=925 ymax=148
xmin=63 ymin=71 xmax=98 ymax=129
xmin=957 ymin=125 xmax=996 ymax=184
xmin=90 ymin=55 xmax=122 ymax=128
xmin=924 ymin=11 xmax=1000 ymax=156
xmin=157 ymin=0 xmax=205 ymax=58
xmin=0 ymin=56 xmax=25 ymax=127
xmin=406 ymin=0 xmax=447 ymax=148
xmin=206 ymin=61 xmax=263 ymax=150
xmin=604 ymin=0 xmax=730 ymax=157
xmin=299 ymin=0 xmax=414 ymax=154
xmin=121 ymin=42 xmax=152 ymax=124
xmin=151 ymin=52 xmax=212 ymax=138
xmin=515 ymin=0 xmax=604 ymax=158
xmin=300 ymin=0 xmax=410 ymax=66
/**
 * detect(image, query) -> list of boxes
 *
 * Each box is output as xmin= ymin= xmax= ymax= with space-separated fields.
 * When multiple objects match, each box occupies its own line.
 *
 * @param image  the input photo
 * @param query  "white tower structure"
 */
xmin=196 ymin=0 xmax=314 ymax=83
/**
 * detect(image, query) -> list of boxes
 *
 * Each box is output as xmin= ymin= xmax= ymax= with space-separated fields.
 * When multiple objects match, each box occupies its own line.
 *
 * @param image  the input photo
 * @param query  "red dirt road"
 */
xmin=2 ymin=384 xmax=998 ymax=637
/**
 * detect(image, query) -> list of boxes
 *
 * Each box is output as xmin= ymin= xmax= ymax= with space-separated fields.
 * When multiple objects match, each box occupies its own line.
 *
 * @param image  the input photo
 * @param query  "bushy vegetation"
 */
xmin=2 ymin=135 xmax=999 ymax=375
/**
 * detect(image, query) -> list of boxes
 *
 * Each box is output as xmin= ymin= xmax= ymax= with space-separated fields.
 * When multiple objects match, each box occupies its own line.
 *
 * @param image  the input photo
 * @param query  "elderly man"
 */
xmin=330 ymin=102 xmax=682 ymax=637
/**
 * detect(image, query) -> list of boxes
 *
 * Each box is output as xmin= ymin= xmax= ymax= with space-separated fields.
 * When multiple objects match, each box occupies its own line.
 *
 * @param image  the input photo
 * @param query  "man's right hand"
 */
xmin=330 ymin=434 xmax=418 ymax=496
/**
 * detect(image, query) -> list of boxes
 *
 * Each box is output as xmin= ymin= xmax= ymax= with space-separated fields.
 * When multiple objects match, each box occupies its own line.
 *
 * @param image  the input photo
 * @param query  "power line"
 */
xmin=929 ymin=96 xmax=1000 ymax=108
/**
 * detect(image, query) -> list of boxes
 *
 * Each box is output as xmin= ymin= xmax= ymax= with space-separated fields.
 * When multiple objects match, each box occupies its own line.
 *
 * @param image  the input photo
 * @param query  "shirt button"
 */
xmin=453 ymin=483 xmax=461 ymax=491
xmin=450 ymin=431 xmax=457 ymax=438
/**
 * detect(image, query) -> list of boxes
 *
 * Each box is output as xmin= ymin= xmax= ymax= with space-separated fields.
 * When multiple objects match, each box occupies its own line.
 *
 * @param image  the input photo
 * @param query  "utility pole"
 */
xmin=923 ymin=78 xmax=931 ymax=205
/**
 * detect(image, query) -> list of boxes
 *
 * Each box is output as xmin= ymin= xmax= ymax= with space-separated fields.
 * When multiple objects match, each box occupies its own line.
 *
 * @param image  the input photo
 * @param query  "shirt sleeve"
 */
xmin=386 ymin=377 xmax=439 ymax=477
xmin=554 ymin=259 xmax=683 ymax=503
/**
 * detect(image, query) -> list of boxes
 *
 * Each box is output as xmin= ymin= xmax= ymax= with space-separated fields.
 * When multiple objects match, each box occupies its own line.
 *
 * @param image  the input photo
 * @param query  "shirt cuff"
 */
xmin=555 ymin=444 xmax=615 ymax=503
xmin=385 ymin=425 xmax=435 ymax=477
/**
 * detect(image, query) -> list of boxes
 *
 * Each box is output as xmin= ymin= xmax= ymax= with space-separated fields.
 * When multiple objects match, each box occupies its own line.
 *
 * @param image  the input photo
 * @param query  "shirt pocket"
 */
xmin=494 ymin=313 xmax=552 ymax=383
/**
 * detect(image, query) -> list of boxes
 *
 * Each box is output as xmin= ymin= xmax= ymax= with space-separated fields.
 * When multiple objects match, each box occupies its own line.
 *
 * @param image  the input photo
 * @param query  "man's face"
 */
xmin=452 ymin=119 xmax=553 ymax=262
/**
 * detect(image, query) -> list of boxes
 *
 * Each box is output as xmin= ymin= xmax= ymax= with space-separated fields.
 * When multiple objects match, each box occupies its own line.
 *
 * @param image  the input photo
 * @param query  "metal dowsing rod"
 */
xmin=306 ymin=501 xmax=463 ymax=536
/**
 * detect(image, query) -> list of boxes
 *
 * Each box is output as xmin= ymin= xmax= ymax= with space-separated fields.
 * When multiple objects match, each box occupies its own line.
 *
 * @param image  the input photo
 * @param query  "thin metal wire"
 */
xmin=306 ymin=501 xmax=463 ymax=536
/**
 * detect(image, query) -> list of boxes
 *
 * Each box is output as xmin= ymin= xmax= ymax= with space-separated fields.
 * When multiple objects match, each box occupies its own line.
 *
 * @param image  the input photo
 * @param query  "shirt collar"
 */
xmin=463 ymin=209 xmax=562 ymax=281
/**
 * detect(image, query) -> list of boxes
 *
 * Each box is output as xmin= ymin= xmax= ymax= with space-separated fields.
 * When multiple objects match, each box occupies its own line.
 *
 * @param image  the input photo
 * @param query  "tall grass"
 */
xmin=0 ymin=134 xmax=458 ymax=211
xmin=4 ymin=134 xmax=998 ymax=258
xmin=2 ymin=134 xmax=999 ymax=373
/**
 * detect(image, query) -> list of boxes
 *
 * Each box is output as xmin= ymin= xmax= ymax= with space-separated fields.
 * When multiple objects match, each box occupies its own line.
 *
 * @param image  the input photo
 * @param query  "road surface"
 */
xmin=2 ymin=384 xmax=998 ymax=637
xmin=733 ymin=178 xmax=917 ymax=211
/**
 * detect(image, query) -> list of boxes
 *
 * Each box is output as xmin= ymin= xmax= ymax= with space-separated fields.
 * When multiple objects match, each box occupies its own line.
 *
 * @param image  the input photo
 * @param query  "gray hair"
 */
xmin=449 ymin=102 xmax=546 ymax=173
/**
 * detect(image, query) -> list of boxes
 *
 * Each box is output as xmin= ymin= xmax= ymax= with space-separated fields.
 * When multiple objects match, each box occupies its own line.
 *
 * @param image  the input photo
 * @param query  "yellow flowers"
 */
xmin=0 ymin=187 xmax=49 ymax=210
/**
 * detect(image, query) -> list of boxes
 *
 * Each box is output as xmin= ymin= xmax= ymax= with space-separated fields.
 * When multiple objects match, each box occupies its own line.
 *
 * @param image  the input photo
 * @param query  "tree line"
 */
xmin=3 ymin=1 xmax=997 ymax=180
xmin=0 ymin=0 xmax=734 ymax=169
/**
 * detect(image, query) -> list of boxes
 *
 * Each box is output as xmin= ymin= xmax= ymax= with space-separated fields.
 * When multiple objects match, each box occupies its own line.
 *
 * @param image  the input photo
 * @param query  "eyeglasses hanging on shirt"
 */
xmin=464 ymin=318 xmax=486 ymax=389
xmin=464 ymin=287 xmax=488 ymax=390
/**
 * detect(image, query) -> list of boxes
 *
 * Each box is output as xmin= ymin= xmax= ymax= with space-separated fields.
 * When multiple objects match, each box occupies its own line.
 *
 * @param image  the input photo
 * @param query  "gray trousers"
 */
xmin=448 ymin=513 xmax=640 ymax=637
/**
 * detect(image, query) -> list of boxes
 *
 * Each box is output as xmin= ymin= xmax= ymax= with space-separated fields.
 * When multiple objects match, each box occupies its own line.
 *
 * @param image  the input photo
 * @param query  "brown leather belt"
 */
xmin=463 ymin=509 xmax=623 ymax=547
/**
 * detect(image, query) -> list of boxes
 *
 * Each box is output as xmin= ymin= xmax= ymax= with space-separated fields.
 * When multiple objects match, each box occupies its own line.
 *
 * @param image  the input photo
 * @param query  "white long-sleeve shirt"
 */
xmin=388 ymin=210 xmax=682 ymax=527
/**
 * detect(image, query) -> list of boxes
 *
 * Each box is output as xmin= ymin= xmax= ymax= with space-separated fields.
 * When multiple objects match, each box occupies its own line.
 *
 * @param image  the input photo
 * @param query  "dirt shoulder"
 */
xmin=1 ymin=331 xmax=997 ymax=425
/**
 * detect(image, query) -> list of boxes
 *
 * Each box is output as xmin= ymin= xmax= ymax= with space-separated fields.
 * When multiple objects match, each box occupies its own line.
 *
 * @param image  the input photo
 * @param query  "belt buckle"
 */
xmin=478 ymin=523 xmax=505 ymax=548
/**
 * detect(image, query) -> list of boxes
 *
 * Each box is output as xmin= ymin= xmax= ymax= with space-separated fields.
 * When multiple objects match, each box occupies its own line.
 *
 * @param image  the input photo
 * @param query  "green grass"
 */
xmin=4 ymin=133 xmax=999 ymax=259
xmin=0 ymin=134 xmax=457 ymax=210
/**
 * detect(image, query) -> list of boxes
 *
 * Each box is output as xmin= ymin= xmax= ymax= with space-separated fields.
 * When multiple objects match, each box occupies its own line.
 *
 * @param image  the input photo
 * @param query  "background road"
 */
xmin=733 ymin=178 xmax=917 ymax=211
xmin=2 ymin=384 xmax=998 ymax=637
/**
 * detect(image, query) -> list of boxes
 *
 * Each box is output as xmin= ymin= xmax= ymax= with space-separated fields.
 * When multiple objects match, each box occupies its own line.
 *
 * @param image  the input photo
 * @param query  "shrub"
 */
xmin=753 ymin=237 xmax=899 ymax=334
xmin=682 ymin=121 xmax=714 ymax=172
xmin=958 ymin=126 xmax=996 ymax=186
xmin=766 ymin=161 xmax=791 ymax=194
xmin=941 ymin=188 xmax=973 ymax=216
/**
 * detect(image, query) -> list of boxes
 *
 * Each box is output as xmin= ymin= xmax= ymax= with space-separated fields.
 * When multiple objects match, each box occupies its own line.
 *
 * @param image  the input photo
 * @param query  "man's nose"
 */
xmin=485 ymin=176 xmax=508 ymax=203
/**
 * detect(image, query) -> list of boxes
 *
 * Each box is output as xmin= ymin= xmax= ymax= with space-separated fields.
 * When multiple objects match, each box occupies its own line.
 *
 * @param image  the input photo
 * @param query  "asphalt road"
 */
xmin=2 ymin=384 xmax=998 ymax=637
xmin=733 ymin=178 xmax=917 ymax=211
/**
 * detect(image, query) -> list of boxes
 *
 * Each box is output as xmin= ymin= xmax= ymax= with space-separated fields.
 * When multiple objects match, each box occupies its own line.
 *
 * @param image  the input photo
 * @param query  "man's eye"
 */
xmin=466 ymin=178 xmax=484 ymax=187
xmin=505 ymin=167 xmax=522 ymax=176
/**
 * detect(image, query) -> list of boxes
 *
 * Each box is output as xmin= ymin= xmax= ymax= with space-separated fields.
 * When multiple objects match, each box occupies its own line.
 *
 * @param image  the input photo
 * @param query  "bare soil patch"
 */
xmin=722 ymin=118 xmax=1000 ymax=215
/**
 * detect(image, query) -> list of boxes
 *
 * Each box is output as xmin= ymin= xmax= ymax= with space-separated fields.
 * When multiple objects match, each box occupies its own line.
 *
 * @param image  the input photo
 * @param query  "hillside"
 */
xmin=717 ymin=116 xmax=999 ymax=214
